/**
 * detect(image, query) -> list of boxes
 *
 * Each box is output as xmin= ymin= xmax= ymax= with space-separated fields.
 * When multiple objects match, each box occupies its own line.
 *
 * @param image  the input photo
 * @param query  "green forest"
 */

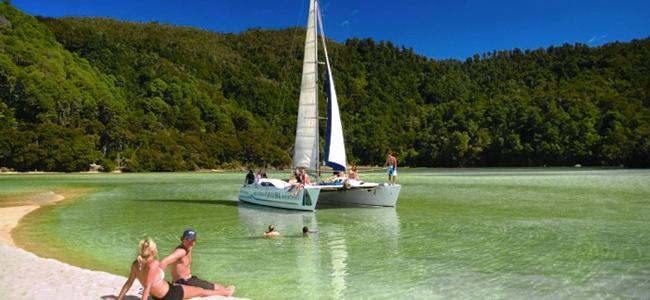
xmin=1 ymin=3 xmax=649 ymax=171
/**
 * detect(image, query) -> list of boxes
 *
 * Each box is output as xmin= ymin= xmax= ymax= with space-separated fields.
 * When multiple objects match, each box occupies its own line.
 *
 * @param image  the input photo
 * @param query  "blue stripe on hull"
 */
xmin=238 ymin=185 xmax=319 ymax=211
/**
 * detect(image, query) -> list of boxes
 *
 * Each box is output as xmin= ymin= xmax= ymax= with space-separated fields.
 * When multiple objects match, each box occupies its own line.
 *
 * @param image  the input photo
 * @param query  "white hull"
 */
xmin=317 ymin=184 xmax=401 ymax=207
xmin=238 ymin=180 xmax=320 ymax=211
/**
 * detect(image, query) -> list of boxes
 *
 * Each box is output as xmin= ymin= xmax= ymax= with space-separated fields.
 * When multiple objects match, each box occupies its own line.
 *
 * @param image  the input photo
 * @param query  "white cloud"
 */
xmin=587 ymin=35 xmax=608 ymax=45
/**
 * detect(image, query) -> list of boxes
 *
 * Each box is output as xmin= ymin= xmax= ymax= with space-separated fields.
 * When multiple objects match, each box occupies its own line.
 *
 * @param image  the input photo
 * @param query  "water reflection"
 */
xmin=236 ymin=203 xmax=400 ymax=299
xmin=327 ymin=227 xmax=348 ymax=300
xmin=236 ymin=202 xmax=318 ymax=234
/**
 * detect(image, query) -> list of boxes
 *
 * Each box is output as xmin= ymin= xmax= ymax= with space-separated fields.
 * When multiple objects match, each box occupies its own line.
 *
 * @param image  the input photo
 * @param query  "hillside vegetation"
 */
xmin=1 ymin=3 xmax=649 ymax=171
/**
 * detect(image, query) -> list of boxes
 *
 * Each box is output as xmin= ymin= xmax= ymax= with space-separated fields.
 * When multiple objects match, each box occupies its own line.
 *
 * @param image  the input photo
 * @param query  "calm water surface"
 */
xmin=3 ymin=169 xmax=650 ymax=299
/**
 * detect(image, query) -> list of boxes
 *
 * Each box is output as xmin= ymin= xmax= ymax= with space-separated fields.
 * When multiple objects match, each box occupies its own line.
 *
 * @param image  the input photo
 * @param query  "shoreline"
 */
xmin=0 ymin=191 xmax=241 ymax=300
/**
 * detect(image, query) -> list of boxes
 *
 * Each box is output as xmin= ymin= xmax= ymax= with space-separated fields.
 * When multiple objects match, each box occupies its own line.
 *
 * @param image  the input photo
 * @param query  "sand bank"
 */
xmin=0 ymin=191 xmax=244 ymax=300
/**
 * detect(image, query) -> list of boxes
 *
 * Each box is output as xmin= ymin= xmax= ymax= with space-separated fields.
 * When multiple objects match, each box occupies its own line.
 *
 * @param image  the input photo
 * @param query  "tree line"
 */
xmin=0 ymin=3 xmax=648 ymax=171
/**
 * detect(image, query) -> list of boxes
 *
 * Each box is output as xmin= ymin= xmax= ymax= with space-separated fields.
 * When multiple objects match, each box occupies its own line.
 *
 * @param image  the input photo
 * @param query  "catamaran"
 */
xmin=238 ymin=0 xmax=401 ymax=211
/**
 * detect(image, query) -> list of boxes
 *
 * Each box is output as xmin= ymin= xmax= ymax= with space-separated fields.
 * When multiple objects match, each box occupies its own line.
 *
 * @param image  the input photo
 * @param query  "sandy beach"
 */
xmin=0 ymin=191 xmax=245 ymax=300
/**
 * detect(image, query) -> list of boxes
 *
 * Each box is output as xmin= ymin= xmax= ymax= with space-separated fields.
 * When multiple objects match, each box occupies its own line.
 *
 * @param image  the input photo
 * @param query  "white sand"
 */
xmin=0 ymin=205 xmax=39 ymax=246
xmin=0 ymin=192 xmax=246 ymax=300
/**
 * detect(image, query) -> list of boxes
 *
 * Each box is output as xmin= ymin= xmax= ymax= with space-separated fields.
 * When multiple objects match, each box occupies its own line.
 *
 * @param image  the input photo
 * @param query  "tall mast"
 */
xmin=292 ymin=0 xmax=320 ymax=173
xmin=313 ymin=0 xmax=319 ymax=175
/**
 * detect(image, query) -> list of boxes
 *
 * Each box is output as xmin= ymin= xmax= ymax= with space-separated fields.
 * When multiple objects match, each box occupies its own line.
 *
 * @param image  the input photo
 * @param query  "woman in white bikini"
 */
xmin=114 ymin=238 xmax=233 ymax=300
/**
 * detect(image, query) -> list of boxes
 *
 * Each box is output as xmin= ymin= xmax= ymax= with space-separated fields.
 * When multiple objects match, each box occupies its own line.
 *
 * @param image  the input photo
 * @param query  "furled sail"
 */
xmin=318 ymin=6 xmax=346 ymax=171
xmin=293 ymin=0 xmax=319 ymax=171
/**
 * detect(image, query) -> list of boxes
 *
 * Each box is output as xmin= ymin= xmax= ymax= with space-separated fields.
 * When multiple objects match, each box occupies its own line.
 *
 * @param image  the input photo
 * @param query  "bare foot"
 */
xmin=215 ymin=285 xmax=235 ymax=297
xmin=225 ymin=285 xmax=236 ymax=297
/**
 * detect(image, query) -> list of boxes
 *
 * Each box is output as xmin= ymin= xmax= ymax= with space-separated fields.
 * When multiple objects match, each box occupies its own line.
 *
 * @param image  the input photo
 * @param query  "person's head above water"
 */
xmin=302 ymin=226 xmax=309 ymax=234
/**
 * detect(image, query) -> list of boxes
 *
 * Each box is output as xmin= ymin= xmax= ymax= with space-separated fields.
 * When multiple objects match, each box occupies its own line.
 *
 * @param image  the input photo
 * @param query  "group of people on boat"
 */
xmin=287 ymin=168 xmax=312 ymax=194
xmin=243 ymin=151 xmax=398 ymax=190
xmin=245 ymin=168 xmax=268 ymax=185
xmin=111 ymin=229 xmax=235 ymax=300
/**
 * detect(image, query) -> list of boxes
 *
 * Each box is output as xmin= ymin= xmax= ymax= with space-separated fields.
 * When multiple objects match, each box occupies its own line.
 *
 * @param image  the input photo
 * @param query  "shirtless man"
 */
xmin=385 ymin=152 xmax=398 ymax=185
xmin=160 ymin=229 xmax=233 ymax=296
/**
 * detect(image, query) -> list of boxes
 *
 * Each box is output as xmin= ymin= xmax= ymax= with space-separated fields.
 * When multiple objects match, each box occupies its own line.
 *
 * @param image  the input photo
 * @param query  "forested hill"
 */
xmin=1 ymin=3 xmax=649 ymax=171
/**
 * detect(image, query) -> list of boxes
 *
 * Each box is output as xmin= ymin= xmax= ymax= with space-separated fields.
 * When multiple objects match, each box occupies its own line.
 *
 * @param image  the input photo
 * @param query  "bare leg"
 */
xmin=212 ymin=282 xmax=235 ymax=296
xmin=181 ymin=284 xmax=235 ymax=298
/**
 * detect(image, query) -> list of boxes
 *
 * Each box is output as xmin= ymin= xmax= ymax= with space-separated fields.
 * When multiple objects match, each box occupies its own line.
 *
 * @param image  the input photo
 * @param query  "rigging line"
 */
xmin=276 ymin=0 xmax=307 ymax=133
xmin=356 ymin=167 xmax=388 ymax=173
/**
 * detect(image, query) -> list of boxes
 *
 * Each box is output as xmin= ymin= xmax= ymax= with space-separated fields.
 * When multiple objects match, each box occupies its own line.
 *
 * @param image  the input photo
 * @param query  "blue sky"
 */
xmin=12 ymin=0 xmax=650 ymax=60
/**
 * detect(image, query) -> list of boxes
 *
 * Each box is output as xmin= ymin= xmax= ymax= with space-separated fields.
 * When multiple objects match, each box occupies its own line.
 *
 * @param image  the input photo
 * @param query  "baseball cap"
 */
xmin=181 ymin=229 xmax=197 ymax=241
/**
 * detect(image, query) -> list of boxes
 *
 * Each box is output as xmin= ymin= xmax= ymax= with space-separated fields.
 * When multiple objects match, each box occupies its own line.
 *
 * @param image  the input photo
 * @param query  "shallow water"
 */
xmin=3 ymin=169 xmax=650 ymax=299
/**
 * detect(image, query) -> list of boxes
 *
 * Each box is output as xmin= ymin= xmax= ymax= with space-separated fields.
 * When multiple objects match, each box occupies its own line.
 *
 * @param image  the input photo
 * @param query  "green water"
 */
xmin=2 ymin=169 xmax=649 ymax=299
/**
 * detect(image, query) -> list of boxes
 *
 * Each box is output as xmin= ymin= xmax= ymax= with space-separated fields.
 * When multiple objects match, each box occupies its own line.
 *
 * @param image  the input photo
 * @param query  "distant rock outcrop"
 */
xmin=0 ymin=167 xmax=16 ymax=173
xmin=0 ymin=15 xmax=10 ymax=27
xmin=89 ymin=163 xmax=104 ymax=172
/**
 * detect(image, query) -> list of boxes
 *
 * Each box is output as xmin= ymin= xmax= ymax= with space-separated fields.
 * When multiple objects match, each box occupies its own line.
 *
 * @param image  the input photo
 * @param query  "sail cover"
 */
xmin=293 ymin=0 xmax=319 ymax=171
xmin=318 ymin=5 xmax=347 ymax=171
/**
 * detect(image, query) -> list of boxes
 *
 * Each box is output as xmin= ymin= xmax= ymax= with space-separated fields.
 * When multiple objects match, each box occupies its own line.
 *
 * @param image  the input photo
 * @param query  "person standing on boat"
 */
xmin=385 ymin=152 xmax=398 ymax=185
xmin=245 ymin=169 xmax=255 ymax=185
xmin=160 ymin=229 xmax=234 ymax=296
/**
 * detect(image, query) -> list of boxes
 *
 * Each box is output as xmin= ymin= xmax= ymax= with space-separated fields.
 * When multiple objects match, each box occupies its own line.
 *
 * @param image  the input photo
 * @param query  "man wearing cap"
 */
xmin=160 ymin=229 xmax=232 ymax=295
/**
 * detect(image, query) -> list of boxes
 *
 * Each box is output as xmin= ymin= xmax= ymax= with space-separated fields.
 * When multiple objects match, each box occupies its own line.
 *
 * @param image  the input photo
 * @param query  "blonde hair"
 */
xmin=136 ymin=238 xmax=157 ymax=270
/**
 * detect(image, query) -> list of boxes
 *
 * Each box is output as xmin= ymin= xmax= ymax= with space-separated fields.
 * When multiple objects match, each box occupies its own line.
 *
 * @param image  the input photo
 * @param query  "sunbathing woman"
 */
xmin=114 ymin=238 xmax=234 ymax=300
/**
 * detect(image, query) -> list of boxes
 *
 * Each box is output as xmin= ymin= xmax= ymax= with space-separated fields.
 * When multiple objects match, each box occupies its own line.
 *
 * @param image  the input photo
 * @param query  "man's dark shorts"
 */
xmin=175 ymin=276 xmax=215 ymax=290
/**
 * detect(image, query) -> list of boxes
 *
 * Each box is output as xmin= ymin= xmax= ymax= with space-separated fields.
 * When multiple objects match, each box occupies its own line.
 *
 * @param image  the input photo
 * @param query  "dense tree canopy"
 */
xmin=1 ymin=3 xmax=648 ymax=171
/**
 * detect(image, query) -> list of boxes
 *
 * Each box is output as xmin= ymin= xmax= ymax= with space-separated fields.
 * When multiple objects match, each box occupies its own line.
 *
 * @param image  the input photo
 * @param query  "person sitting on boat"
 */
xmin=287 ymin=169 xmax=301 ymax=192
xmin=159 ymin=230 xmax=234 ymax=297
xmin=348 ymin=165 xmax=360 ymax=181
xmin=264 ymin=224 xmax=279 ymax=237
xmin=256 ymin=167 xmax=268 ymax=182
xmin=255 ymin=169 xmax=261 ymax=182
xmin=245 ymin=169 xmax=255 ymax=185
xmin=288 ymin=168 xmax=311 ymax=195
xmin=299 ymin=168 xmax=311 ymax=185
xmin=322 ymin=171 xmax=346 ymax=185
xmin=113 ymin=238 xmax=232 ymax=300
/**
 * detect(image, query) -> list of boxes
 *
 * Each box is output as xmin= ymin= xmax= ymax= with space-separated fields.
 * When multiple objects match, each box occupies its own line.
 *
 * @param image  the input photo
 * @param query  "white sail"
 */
xmin=318 ymin=7 xmax=347 ymax=171
xmin=292 ymin=0 xmax=319 ymax=171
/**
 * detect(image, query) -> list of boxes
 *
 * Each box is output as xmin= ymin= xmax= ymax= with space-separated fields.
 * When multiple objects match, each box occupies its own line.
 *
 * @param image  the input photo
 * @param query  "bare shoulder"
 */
xmin=149 ymin=259 xmax=161 ymax=268
xmin=174 ymin=247 xmax=188 ymax=256
xmin=129 ymin=260 xmax=140 ymax=276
